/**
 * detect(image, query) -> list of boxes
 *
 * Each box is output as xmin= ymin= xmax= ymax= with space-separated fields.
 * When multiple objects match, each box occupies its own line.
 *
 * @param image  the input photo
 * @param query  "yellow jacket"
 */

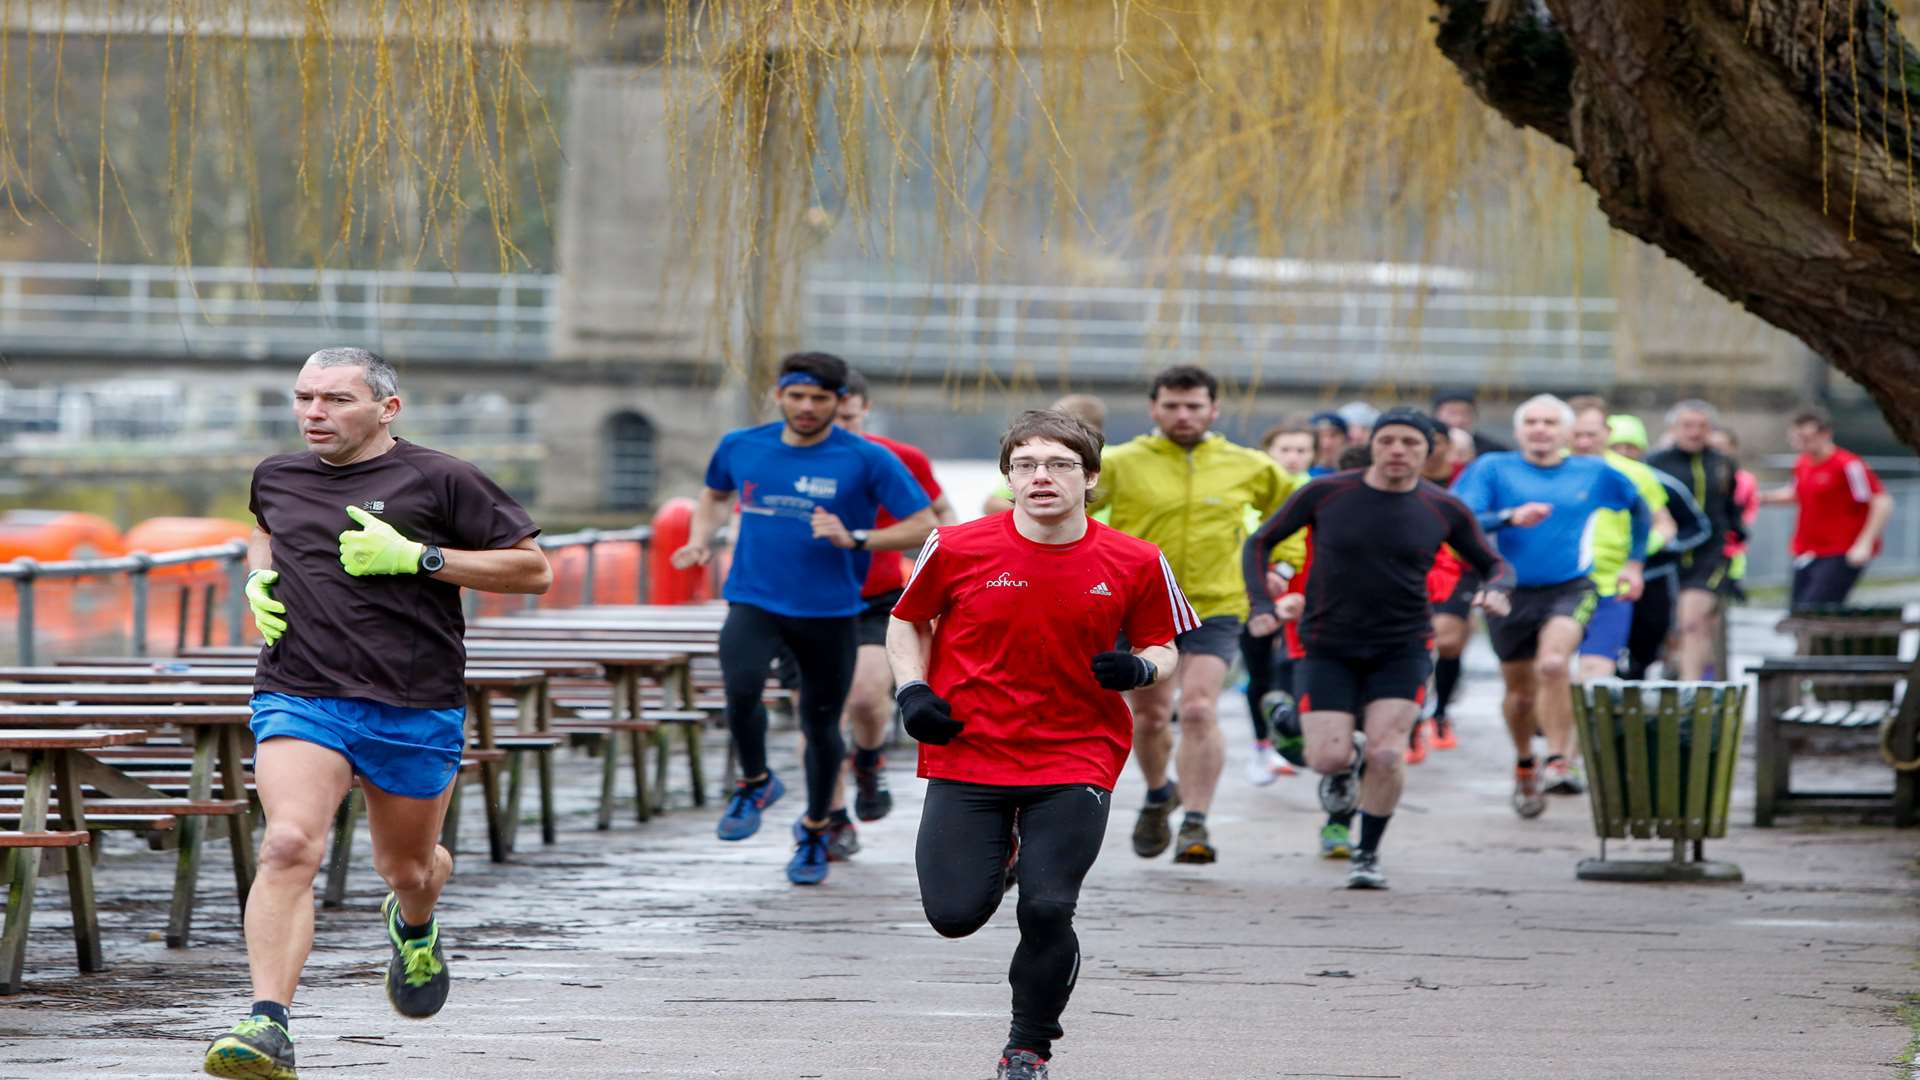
xmin=1089 ymin=432 xmax=1302 ymax=621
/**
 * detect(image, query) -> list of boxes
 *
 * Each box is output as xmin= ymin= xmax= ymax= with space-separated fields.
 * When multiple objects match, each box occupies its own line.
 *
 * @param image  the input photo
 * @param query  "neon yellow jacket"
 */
xmin=1089 ymin=432 xmax=1301 ymax=620
xmin=1591 ymin=450 xmax=1667 ymax=596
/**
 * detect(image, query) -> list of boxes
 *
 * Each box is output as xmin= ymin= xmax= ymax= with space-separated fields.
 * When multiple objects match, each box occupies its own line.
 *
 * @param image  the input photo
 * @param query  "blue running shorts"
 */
xmin=1576 ymin=595 xmax=1635 ymax=662
xmin=250 ymin=693 xmax=465 ymax=799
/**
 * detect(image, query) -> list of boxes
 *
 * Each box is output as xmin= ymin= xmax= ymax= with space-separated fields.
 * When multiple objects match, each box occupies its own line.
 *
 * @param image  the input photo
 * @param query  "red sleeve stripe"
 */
xmin=904 ymin=529 xmax=940 ymax=588
xmin=1158 ymin=554 xmax=1201 ymax=633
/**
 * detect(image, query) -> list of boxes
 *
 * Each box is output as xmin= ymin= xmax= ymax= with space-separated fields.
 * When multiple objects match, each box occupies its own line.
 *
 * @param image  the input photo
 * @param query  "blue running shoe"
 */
xmin=716 ymin=773 xmax=785 ymax=841
xmin=787 ymin=818 xmax=831 ymax=886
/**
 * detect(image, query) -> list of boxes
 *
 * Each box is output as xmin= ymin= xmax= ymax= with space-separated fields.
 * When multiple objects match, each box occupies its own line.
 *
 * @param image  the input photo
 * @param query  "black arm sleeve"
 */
xmin=1444 ymin=497 xmax=1515 ymax=594
xmin=1242 ymin=486 xmax=1319 ymax=617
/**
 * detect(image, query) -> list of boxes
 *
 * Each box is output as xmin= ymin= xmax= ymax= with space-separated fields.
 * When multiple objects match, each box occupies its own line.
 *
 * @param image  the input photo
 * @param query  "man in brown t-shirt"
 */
xmin=204 ymin=348 xmax=550 ymax=1080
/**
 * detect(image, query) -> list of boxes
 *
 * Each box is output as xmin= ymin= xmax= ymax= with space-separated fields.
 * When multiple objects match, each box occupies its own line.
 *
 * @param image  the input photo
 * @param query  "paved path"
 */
xmin=1 ymin=604 xmax=1916 ymax=1079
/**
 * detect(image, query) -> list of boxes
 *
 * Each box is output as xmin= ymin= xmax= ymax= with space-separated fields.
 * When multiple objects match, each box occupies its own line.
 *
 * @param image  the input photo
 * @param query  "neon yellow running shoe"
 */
xmin=204 ymin=1015 xmax=296 ymax=1079
xmin=1319 ymin=822 xmax=1352 ymax=859
xmin=381 ymin=892 xmax=450 ymax=1019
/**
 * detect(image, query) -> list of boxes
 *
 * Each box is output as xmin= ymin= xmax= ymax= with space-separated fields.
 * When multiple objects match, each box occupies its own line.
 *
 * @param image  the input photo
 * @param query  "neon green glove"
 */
xmin=245 ymin=569 xmax=288 ymax=646
xmin=338 ymin=505 xmax=425 ymax=577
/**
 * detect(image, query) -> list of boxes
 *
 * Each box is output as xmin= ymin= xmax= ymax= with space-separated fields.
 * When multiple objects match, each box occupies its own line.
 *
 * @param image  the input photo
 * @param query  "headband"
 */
xmin=778 ymin=371 xmax=845 ymax=395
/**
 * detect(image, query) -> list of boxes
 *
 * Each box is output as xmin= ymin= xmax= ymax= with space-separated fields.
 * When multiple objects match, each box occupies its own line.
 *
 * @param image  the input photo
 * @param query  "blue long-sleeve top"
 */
xmin=1453 ymin=451 xmax=1650 ymax=588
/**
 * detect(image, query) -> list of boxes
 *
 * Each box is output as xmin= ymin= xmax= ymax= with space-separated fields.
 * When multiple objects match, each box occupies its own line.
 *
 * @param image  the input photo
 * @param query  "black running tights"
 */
xmin=718 ymin=602 xmax=857 ymax=822
xmin=1624 ymin=571 xmax=1676 ymax=680
xmin=917 ymin=779 xmax=1110 ymax=1060
xmin=1239 ymin=626 xmax=1295 ymax=741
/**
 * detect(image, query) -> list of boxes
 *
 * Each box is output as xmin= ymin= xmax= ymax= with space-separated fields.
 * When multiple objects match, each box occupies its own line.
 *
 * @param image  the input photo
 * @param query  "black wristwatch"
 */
xmin=850 ymin=529 xmax=870 ymax=550
xmin=419 ymin=544 xmax=445 ymax=574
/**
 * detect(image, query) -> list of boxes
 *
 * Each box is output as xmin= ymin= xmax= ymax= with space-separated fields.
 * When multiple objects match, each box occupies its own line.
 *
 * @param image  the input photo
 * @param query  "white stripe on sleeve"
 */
xmin=1845 ymin=459 xmax=1874 ymax=503
xmin=1158 ymin=554 xmax=1201 ymax=634
xmin=903 ymin=529 xmax=940 ymax=589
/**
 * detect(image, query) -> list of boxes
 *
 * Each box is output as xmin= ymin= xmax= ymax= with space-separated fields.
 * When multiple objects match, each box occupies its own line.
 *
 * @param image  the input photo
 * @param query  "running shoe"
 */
xmin=1318 ymin=822 xmax=1352 ymax=859
xmin=716 ymin=772 xmax=786 ymax=841
xmin=1261 ymin=690 xmax=1307 ymax=767
xmin=1431 ymin=716 xmax=1458 ymax=751
xmin=203 ymin=1015 xmax=296 ymax=1080
xmin=1346 ymin=850 xmax=1388 ymax=890
xmin=787 ymin=818 xmax=831 ymax=886
xmin=851 ymin=755 xmax=893 ymax=821
xmin=997 ymin=1049 xmax=1051 ymax=1080
xmin=1172 ymin=818 xmax=1216 ymax=864
xmin=1405 ymin=723 xmax=1428 ymax=766
xmin=381 ymin=893 xmax=450 ymax=1019
xmin=1130 ymin=783 xmax=1181 ymax=858
xmin=1512 ymin=764 xmax=1547 ymax=819
xmin=1318 ymin=736 xmax=1363 ymax=817
xmin=825 ymin=816 xmax=860 ymax=861
xmin=1245 ymin=743 xmax=1281 ymax=786
xmin=1543 ymin=758 xmax=1586 ymax=796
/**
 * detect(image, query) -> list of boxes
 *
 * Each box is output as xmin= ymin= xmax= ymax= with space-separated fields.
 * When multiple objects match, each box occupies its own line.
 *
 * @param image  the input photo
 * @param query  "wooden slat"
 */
xmin=0 ymin=706 xmax=251 ymax=726
xmin=1620 ymin=685 xmax=1654 ymax=839
xmin=1708 ymin=685 xmax=1746 ymax=838
xmin=1588 ymin=684 xmax=1628 ymax=840
xmin=0 ymin=813 xmax=176 ymax=830
xmin=1683 ymin=686 xmax=1717 ymax=840
xmin=0 ymin=729 xmax=149 ymax=750
xmin=0 ymin=799 xmax=245 ymax=816
xmin=0 ymin=831 xmax=88 ymax=849
xmin=1654 ymin=687 xmax=1682 ymax=838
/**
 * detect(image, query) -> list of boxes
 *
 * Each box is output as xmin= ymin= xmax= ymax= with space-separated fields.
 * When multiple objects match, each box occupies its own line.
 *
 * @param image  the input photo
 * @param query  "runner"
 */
xmin=1433 ymin=388 xmax=1512 ymax=457
xmin=816 ymin=369 xmax=958 ymax=860
xmin=1239 ymin=422 xmax=1314 ymax=784
xmin=982 ymin=395 xmax=1109 ymax=516
xmin=1412 ymin=419 xmax=1469 ymax=762
xmin=1709 ymin=428 xmax=1760 ymax=603
xmin=1454 ymin=394 xmax=1649 ymax=816
xmin=1760 ymin=406 xmax=1894 ymax=607
xmin=1645 ymin=400 xmax=1745 ymax=679
xmin=1308 ymin=410 xmax=1349 ymax=476
xmin=672 ymin=351 xmax=936 ymax=886
xmin=1088 ymin=365 xmax=1297 ymax=864
xmin=1610 ymin=415 xmax=1713 ymax=679
xmin=889 ymin=409 xmax=1192 ymax=1080
xmin=205 ymin=348 xmax=553 ymax=1080
xmin=1570 ymin=405 xmax=1678 ymax=681
xmin=1244 ymin=408 xmax=1512 ymax=888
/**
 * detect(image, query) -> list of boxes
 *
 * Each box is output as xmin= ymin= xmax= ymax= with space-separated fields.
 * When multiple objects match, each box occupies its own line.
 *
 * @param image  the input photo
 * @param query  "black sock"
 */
xmin=1328 ymin=811 xmax=1354 ymax=829
xmin=1146 ymin=781 xmax=1176 ymax=805
xmin=1433 ymin=657 xmax=1461 ymax=716
xmin=1517 ymin=756 xmax=1537 ymax=770
xmin=828 ymin=807 xmax=851 ymax=826
xmin=1359 ymin=812 xmax=1391 ymax=854
xmin=397 ymin=912 xmax=435 ymax=942
xmin=853 ymin=745 xmax=883 ymax=770
xmin=250 ymin=1000 xmax=289 ymax=1029
xmin=1544 ymin=753 xmax=1566 ymax=767
xmin=1181 ymin=811 xmax=1206 ymax=828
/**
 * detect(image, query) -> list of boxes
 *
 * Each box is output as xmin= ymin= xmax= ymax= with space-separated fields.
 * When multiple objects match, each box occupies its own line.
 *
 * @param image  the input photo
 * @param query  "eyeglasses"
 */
xmin=1008 ymin=459 xmax=1085 ymax=476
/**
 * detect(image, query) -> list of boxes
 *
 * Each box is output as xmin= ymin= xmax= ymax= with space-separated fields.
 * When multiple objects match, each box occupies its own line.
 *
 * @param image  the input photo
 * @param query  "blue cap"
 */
xmin=1309 ymin=410 xmax=1346 ymax=430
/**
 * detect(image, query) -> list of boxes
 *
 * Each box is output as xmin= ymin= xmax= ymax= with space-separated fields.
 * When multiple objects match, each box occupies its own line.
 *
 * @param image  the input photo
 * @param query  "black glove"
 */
xmin=1091 ymin=651 xmax=1157 ymax=691
xmin=897 ymin=681 xmax=964 ymax=745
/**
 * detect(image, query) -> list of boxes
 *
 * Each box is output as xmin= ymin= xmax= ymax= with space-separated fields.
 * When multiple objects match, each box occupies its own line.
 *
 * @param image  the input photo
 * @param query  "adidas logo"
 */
xmin=1088 ymin=581 xmax=1112 ymax=596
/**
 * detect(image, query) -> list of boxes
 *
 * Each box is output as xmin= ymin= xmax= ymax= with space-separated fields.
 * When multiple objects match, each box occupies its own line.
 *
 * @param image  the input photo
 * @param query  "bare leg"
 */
xmin=246 ymin=739 xmax=353 ymax=1005
xmin=826 ymin=644 xmax=895 ymax=814
xmin=1357 ymin=699 xmax=1421 ymax=816
xmin=1499 ymin=660 xmax=1539 ymax=759
xmin=1533 ymin=617 xmax=1586 ymax=762
xmin=1302 ymin=711 xmax=1358 ymax=777
xmin=1673 ymin=588 xmax=1719 ymax=681
xmin=362 ymin=780 xmax=456 ymax=928
xmin=1126 ymin=678 xmax=1177 ymax=792
xmin=1171 ymin=654 xmax=1231 ymax=815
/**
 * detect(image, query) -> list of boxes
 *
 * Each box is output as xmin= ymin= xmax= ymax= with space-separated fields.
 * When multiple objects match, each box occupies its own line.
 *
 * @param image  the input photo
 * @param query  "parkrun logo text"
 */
xmin=983 ymin=572 xmax=1030 ymax=589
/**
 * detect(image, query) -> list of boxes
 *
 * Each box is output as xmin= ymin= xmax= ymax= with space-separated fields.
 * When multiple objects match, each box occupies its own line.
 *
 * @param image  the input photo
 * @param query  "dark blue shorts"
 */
xmin=250 ymin=693 xmax=465 ymax=800
xmin=1577 ymin=595 xmax=1634 ymax=660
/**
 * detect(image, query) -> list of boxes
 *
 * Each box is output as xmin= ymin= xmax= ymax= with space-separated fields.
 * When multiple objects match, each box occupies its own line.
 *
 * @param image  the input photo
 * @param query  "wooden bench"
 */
xmin=0 ymin=729 xmax=147 ymax=994
xmin=1749 ymin=655 xmax=1916 ymax=826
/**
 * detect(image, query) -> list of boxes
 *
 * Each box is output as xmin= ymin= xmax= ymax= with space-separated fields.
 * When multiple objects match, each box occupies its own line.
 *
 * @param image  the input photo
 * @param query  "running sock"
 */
xmin=1181 ymin=811 xmax=1206 ymax=828
xmin=1544 ymin=753 xmax=1567 ymax=768
xmin=1359 ymin=812 xmax=1391 ymax=854
xmin=397 ymin=914 xmax=435 ymax=942
xmin=1517 ymin=756 xmax=1537 ymax=770
xmin=1433 ymin=657 xmax=1461 ymax=716
xmin=250 ymin=1000 xmax=290 ymax=1030
xmin=852 ymin=746 xmax=883 ymax=770
xmin=1328 ymin=811 xmax=1354 ymax=829
xmin=827 ymin=807 xmax=852 ymax=827
xmin=1145 ymin=781 xmax=1176 ymax=805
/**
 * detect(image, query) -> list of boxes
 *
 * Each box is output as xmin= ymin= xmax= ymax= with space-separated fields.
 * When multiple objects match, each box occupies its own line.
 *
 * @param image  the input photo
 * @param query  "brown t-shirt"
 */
xmin=249 ymin=438 xmax=539 ymax=709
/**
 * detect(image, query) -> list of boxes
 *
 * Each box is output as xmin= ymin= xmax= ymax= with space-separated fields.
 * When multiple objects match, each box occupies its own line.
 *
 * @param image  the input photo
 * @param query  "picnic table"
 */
xmin=0 ymin=728 xmax=147 ymax=993
xmin=1747 ymin=654 xmax=1916 ymax=825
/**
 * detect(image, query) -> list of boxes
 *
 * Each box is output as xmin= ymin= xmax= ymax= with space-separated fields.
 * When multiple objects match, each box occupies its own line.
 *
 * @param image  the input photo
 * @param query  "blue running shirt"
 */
xmin=1453 ymin=452 xmax=1648 ymax=587
xmin=703 ymin=423 xmax=930 ymax=617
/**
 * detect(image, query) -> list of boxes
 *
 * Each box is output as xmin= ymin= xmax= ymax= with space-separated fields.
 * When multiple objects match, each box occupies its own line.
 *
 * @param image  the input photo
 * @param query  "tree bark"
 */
xmin=1433 ymin=0 xmax=1920 ymax=452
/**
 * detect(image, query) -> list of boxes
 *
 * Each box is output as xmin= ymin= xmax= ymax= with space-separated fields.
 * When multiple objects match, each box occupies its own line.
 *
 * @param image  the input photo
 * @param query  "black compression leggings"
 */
xmin=1238 ymin=627 xmax=1296 ymax=741
xmin=1625 ymin=571 xmax=1677 ymax=680
xmin=718 ymin=602 xmax=857 ymax=822
xmin=917 ymin=779 xmax=1110 ymax=1060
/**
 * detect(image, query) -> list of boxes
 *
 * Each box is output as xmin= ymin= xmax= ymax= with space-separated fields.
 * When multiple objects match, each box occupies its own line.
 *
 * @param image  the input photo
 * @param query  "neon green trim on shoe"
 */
xmin=382 ymin=892 xmax=444 ymax=988
xmin=204 ymin=1017 xmax=296 ymax=1080
xmin=1319 ymin=823 xmax=1352 ymax=859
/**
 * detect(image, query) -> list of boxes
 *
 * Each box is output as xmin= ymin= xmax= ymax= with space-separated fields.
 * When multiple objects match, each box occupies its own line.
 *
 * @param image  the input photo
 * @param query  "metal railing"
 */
xmin=803 ymin=278 xmax=1617 ymax=387
xmin=0 ymin=261 xmax=556 ymax=362
xmin=0 ymin=542 xmax=250 ymax=665
xmin=1744 ymin=477 xmax=1920 ymax=586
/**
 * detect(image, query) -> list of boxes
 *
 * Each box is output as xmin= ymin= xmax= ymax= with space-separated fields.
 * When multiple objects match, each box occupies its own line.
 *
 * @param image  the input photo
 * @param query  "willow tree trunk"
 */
xmin=1434 ymin=0 xmax=1920 ymax=452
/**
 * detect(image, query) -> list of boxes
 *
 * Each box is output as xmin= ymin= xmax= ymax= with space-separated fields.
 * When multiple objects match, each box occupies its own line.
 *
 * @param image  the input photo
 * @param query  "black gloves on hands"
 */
xmin=1091 ymin=651 xmax=1157 ymax=691
xmin=897 ymin=681 xmax=964 ymax=746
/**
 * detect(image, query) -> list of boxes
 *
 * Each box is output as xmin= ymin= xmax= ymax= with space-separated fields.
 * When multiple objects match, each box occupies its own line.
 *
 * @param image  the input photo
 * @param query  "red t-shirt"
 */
xmin=892 ymin=514 xmax=1196 ymax=788
xmin=861 ymin=432 xmax=942 ymax=598
xmin=1792 ymin=448 xmax=1884 ymax=557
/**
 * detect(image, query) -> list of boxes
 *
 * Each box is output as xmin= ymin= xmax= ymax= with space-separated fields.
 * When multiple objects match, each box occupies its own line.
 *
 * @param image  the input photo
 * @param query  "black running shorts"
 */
xmin=1433 ymin=568 xmax=1482 ymax=620
xmin=1487 ymin=577 xmax=1598 ymax=663
xmin=857 ymin=588 xmax=904 ymax=648
xmin=1296 ymin=645 xmax=1432 ymax=715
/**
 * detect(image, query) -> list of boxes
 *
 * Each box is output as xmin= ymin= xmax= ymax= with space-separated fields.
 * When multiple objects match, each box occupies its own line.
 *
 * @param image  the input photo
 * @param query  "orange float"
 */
xmin=648 ymin=497 xmax=712 ymax=605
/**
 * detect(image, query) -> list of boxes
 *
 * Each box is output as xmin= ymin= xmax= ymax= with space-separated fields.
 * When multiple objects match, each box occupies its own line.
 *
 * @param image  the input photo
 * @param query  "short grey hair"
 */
xmin=1665 ymin=398 xmax=1718 ymax=427
xmin=1513 ymin=393 xmax=1575 ymax=432
xmin=304 ymin=347 xmax=398 ymax=399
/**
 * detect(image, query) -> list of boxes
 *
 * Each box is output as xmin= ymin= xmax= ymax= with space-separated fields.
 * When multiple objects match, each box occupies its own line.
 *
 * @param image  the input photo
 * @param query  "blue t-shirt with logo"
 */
xmin=1453 ymin=451 xmax=1648 ymax=588
xmin=704 ymin=423 xmax=931 ymax=617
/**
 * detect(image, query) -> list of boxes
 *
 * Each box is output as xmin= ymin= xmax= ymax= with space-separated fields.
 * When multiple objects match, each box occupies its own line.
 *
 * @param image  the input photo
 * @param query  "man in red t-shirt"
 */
xmin=819 ymin=371 xmax=957 ymax=858
xmin=887 ymin=409 xmax=1192 ymax=1080
xmin=1762 ymin=407 xmax=1895 ymax=607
